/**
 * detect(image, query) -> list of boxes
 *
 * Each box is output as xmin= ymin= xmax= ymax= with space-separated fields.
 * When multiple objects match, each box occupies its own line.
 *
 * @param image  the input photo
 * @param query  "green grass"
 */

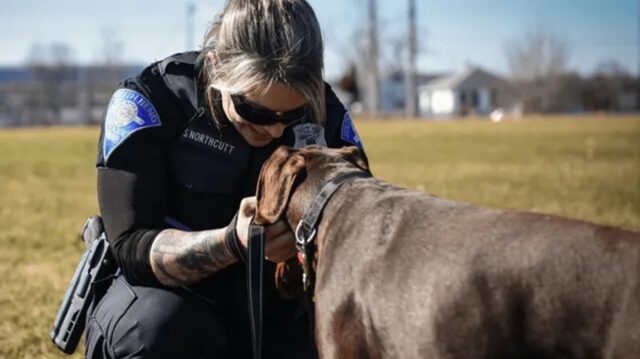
xmin=1 ymin=116 xmax=639 ymax=357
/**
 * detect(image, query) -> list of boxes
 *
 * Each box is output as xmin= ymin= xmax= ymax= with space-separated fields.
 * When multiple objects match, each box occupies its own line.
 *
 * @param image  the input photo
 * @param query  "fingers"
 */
xmin=264 ymin=231 xmax=297 ymax=263
xmin=235 ymin=200 xmax=296 ymax=262
xmin=264 ymin=220 xmax=296 ymax=262
xmin=265 ymin=219 xmax=289 ymax=239
xmin=239 ymin=196 xmax=257 ymax=217
xmin=235 ymin=196 xmax=257 ymax=249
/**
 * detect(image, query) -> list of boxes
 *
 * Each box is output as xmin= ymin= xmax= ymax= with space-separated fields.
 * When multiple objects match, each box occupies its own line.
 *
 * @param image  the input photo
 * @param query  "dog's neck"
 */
xmin=285 ymin=168 xmax=328 ymax=228
xmin=285 ymin=163 xmax=365 ymax=248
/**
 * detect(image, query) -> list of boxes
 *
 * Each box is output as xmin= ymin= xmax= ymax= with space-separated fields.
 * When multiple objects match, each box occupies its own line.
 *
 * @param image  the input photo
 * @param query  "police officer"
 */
xmin=85 ymin=0 xmax=365 ymax=357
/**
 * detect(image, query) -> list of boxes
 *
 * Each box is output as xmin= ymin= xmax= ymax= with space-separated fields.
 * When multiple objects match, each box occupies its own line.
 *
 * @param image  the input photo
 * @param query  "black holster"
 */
xmin=50 ymin=215 xmax=117 ymax=354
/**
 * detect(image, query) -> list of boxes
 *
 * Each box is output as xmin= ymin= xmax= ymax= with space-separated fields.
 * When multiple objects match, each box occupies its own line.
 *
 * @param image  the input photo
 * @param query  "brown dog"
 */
xmin=256 ymin=145 xmax=640 ymax=359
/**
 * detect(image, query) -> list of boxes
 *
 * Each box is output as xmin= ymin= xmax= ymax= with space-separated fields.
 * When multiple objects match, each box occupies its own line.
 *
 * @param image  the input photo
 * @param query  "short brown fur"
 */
xmin=257 ymin=145 xmax=640 ymax=359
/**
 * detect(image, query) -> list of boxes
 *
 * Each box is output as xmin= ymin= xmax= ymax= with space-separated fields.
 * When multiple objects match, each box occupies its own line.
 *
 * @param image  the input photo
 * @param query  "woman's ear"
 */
xmin=256 ymin=146 xmax=306 ymax=224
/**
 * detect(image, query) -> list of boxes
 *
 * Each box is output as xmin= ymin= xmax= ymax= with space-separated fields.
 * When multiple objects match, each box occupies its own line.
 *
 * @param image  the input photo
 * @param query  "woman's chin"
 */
xmin=245 ymin=135 xmax=273 ymax=147
xmin=234 ymin=123 xmax=273 ymax=147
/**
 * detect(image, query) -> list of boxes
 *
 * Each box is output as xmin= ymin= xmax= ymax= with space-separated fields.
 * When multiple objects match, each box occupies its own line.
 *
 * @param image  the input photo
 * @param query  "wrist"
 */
xmin=225 ymin=213 xmax=247 ymax=262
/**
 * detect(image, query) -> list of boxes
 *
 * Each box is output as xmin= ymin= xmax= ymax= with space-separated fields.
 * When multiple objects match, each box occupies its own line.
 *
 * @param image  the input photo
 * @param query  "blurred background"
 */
xmin=0 ymin=1 xmax=638 ymax=357
xmin=0 ymin=0 xmax=638 ymax=124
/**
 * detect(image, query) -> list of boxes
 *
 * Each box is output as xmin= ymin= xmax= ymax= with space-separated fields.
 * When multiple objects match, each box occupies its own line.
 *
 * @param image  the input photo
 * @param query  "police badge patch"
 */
xmin=103 ymin=89 xmax=161 ymax=162
xmin=293 ymin=123 xmax=327 ymax=148
xmin=340 ymin=112 xmax=363 ymax=150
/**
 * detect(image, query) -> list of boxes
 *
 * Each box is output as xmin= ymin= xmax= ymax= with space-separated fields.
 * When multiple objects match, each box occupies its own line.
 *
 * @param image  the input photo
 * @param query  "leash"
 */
xmin=295 ymin=171 xmax=371 ymax=290
xmin=247 ymin=219 xmax=265 ymax=359
xmin=295 ymin=171 xmax=371 ymax=357
xmin=246 ymin=170 xmax=370 ymax=359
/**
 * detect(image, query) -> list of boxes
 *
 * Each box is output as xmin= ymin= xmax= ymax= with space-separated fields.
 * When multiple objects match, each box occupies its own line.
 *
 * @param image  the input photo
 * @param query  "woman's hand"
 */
xmin=236 ymin=196 xmax=297 ymax=262
xmin=263 ymin=219 xmax=297 ymax=262
xmin=235 ymin=197 xmax=257 ymax=248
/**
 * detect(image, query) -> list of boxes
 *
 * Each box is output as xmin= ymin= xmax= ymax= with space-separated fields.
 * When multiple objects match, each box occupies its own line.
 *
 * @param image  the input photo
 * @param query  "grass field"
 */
xmin=1 ymin=115 xmax=639 ymax=358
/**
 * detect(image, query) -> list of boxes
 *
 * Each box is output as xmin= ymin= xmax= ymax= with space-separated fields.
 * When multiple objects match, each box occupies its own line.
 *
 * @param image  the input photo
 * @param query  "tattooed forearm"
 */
xmin=150 ymin=228 xmax=237 ymax=287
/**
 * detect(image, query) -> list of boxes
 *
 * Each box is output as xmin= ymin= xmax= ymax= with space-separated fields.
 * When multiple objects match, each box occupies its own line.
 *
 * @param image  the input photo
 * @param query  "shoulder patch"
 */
xmin=103 ymin=89 xmax=161 ymax=162
xmin=293 ymin=123 xmax=327 ymax=148
xmin=340 ymin=112 xmax=364 ymax=150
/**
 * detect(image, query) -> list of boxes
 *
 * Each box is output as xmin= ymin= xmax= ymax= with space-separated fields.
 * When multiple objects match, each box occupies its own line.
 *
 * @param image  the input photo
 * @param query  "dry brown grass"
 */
xmin=0 ymin=115 xmax=638 ymax=357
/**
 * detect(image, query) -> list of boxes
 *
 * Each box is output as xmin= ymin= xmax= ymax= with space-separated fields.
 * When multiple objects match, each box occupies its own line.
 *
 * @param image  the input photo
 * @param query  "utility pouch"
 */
xmin=50 ymin=216 xmax=117 ymax=354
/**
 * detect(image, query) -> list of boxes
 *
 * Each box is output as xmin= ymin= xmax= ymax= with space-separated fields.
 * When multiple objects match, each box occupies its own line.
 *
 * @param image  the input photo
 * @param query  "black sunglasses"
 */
xmin=230 ymin=94 xmax=308 ymax=127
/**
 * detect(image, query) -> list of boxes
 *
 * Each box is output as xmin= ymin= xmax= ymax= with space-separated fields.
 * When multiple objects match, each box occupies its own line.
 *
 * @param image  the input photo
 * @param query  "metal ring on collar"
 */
xmin=295 ymin=220 xmax=317 ymax=252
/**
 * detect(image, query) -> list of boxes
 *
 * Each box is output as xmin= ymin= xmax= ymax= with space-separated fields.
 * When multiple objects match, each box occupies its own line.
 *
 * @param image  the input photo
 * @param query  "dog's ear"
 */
xmin=256 ymin=146 xmax=306 ymax=224
xmin=338 ymin=146 xmax=371 ymax=174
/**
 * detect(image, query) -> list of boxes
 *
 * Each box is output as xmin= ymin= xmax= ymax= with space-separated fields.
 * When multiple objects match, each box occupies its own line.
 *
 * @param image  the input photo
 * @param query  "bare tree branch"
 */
xmin=504 ymin=25 xmax=572 ymax=112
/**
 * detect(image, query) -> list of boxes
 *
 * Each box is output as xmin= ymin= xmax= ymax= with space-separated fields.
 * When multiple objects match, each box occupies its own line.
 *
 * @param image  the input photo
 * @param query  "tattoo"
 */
xmin=150 ymin=228 xmax=237 ymax=287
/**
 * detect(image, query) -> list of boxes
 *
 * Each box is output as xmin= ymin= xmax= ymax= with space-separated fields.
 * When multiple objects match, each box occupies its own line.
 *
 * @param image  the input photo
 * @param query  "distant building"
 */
xmin=0 ymin=65 xmax=142 ymax=127
xmin=418 ymin=67 xmax=518 ymax=118
xmin=378 ymin=71 xmax=443 ymax=115
xmin=370 ymin=67 xmax=518 ymax=118
xmin=581 ymin=74 xmax=640 ymax=113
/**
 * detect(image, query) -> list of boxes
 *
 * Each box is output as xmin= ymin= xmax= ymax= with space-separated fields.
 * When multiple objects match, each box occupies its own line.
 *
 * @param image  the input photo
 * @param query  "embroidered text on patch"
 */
xmin=103 ymin=89 xmax=161 ymax=162
xmin=340 ymin=112 xmax=363 ymax=150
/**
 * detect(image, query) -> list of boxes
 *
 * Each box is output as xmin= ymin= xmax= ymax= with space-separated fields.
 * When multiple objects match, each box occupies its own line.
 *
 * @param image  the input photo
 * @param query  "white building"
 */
xmin=418 ymin=67 xmax=518 ymax=118
xmin=377 ymin=72 xmax=443 ymax=115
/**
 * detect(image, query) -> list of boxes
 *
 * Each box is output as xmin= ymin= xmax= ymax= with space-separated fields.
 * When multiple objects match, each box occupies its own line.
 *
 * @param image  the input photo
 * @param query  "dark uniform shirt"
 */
xmin=95 ymin=51 xmax=365 ymax=332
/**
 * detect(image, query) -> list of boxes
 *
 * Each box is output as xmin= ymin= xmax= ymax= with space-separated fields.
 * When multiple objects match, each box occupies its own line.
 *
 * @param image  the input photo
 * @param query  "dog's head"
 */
xmin=255 ymin=145 xmax=370 ymax=299
xmin=255 ymin=145 xmax=369 ymax=225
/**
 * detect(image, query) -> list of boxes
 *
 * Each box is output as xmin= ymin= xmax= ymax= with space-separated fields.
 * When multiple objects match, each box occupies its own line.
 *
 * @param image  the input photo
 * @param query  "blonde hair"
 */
xmin=202 ymin=0 xmax=325 ymax=126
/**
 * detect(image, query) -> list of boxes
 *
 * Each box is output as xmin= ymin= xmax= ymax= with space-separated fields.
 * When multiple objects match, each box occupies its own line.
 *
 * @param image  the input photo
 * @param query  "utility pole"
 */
xmin=367 ymin=0 xmax=379 ymax=115
xmin=405 ymin=0 xmax=418 ymax=117
xmin=186 ymin=0 xmax=196 ymax=51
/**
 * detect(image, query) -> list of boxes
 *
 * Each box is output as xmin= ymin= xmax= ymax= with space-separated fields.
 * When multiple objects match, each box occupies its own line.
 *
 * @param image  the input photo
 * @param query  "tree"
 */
xmin=504 ymin=26 xmax=572 ymax=112
xmin=506 ymin=26 xmax=569 ymax=81
xmin=332 ymin=0 xmax=429 ymax=115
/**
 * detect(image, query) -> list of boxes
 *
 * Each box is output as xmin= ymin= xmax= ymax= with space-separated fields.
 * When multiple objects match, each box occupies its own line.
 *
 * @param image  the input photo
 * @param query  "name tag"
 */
xmin=182 ymin=128 xmax=235 ymax=155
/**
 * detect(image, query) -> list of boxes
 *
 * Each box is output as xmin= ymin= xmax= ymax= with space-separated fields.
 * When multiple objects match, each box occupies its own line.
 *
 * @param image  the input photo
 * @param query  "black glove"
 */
xmin=225 ymin=213 xmax=247 ymax=262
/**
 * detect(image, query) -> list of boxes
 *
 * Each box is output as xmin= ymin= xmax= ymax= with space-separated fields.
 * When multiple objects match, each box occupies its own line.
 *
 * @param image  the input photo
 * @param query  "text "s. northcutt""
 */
xmin=183 ymin=128 xmax=235 ymax=154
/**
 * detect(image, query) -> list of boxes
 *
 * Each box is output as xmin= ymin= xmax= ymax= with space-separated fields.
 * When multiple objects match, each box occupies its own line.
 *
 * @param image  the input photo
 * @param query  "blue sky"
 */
xmin=1 ymin=0 xmax=637 ymax=79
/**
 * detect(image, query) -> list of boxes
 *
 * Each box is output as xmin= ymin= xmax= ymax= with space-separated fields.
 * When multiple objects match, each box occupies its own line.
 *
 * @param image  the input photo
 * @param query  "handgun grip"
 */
xmin=50 ymin=235 xmax=114 ymax=354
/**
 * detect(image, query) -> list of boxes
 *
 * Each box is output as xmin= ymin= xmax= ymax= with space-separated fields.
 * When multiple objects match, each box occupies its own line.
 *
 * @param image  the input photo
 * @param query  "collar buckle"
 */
xmin=295 ymin=220 xmax=317 ymax=253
